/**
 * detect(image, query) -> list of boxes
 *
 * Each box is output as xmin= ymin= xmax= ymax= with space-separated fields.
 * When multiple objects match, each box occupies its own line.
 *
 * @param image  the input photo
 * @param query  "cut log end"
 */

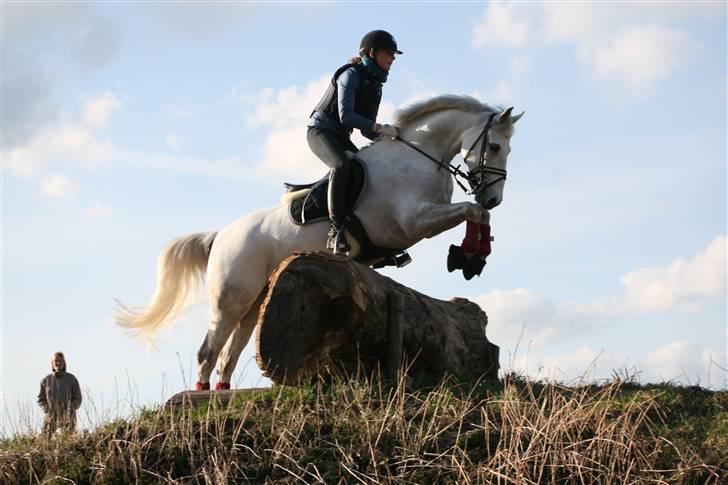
xmin=256 ymin=252 xmax=367 ymax=383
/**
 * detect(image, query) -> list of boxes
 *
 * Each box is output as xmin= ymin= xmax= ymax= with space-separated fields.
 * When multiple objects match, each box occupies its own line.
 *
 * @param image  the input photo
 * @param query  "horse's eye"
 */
xmin=489 ymin=143 xmax=501 ymax=153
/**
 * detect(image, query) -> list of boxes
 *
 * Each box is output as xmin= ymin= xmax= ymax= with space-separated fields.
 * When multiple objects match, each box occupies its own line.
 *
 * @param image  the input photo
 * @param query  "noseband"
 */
xmin=395 ymin=111 xmax=506 ymax=195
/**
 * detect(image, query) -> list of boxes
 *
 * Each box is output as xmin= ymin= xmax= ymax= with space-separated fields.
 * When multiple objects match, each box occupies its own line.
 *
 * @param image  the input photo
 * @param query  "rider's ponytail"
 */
xmin=349 ymin=47 xmax=371 ymax=64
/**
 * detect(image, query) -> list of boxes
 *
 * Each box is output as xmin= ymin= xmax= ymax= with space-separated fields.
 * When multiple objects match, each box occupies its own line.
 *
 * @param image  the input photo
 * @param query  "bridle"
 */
xmin=462 ymin=112 xmax=507 ymax=193
xmin=395 ymin=112 xmax=506 ymax=195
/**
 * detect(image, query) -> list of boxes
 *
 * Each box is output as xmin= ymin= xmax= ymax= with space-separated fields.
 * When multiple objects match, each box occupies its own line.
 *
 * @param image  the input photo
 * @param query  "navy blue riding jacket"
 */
xmin=308 ymin=63 xmax=382 ymax=141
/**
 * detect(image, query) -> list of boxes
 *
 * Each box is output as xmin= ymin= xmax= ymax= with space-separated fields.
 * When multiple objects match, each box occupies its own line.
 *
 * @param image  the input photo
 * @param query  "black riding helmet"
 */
xmin=360 ymin=30 xmax=403 ymax=54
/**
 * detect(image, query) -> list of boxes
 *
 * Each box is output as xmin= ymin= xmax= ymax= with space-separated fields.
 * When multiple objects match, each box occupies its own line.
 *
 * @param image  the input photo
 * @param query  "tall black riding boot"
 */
xmin=326 ymin=170 xmax=350 ymax=254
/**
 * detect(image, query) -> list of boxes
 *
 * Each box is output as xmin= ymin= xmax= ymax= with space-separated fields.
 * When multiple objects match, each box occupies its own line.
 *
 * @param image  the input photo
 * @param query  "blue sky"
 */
xmin=2 ymin=1 xmax=726 ymax=433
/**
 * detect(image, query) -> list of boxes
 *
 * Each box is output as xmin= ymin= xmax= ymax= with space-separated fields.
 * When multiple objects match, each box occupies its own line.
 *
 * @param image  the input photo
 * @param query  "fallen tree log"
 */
xmin=256 ymin=252 xmax=499 ymax=385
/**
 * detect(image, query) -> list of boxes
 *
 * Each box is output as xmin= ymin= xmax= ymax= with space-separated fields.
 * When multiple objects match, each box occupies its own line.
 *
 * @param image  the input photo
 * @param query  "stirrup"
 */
xmin=372 ymin=250 xmax=412 ymax=269
xmin=326 ymin=221 xmax=350 ymax=255
xmin=330 ymin=232 xmax=351 ymax=255
xmin=393 ymin=251 xmax=412 ymax=268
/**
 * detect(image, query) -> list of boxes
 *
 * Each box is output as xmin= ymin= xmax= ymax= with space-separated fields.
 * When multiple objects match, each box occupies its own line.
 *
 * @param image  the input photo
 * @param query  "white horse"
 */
xmin=116 ymin=95 xmax=523 ymax=390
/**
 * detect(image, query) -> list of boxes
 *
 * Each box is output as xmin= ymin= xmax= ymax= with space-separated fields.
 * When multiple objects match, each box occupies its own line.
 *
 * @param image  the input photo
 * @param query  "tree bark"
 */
xmin=256 ymin=251 xmax=499 ymax=385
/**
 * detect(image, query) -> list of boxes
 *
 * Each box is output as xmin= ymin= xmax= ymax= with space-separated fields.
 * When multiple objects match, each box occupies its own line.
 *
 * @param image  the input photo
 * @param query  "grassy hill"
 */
xmin=1 ymin=375 xmax=726 ymax=484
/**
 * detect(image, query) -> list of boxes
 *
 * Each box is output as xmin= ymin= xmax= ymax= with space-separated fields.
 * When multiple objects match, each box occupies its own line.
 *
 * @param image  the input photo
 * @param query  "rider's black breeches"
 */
xmin=306 ymin=127 xmax=358 ymax=224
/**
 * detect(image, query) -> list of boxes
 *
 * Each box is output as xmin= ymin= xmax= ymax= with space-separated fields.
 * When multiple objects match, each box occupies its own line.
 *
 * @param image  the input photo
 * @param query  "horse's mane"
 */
xmin=394 ymin=95 xmax=500 ymax=128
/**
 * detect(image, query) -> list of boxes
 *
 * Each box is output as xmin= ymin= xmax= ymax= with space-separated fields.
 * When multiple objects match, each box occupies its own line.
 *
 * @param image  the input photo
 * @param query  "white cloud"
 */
xmin=480 ymin=4 xmax=708 ymax=94
xmin=490 ymin=235 xmax=726 ymax=324
xmin=41 ymin=174 xmax=79 ymax=198
xmin=4 ymin=123 xmax=112 ymax=177
xmin=643 ymin=341 xmax=727 ymax=388
xmin=477 ymin=235 xmax=727 ymax=383
xmin=508 ymin=346 xmax=630 ymax=383
xmin=1 ymin=3 xmax=120 ymax=69
xmin=243 ymin=72 xmax=437 ymax=181
xmin=0 ymin=56 xmax=56 ymax=150
xmin=244 ymin=76 xmax=394 ymax=181
xmin=392 ymin=71 xmax=440 ymax=114
xmin=3 ymin=90 xmax=260 ymax=198
xmin=144 ymin=3 xmax=258 ymax=39
xmin=505 ymin=342 xmax=727 ymax=388
xmin=3 ymin=93 xmax=120 ymax=177
xmin=243 ymin=77 xmax=330 ymax=180
xmin=0 ymin=3 xmax=120 ymax=149
xmin=581 ymin=25 xmax=699 ymax=94
xmin=86 ymin=204 xmax=114 ymax=219
xmin=472 ymin=0 xmax=531 ymax=49
xmin=542 ymin=4 xmax=617 ymax=44
xmin=619 ymin=235 xmax=726 ymax=313
xmin=165 ymin=132 xmax=183 ymax=151
xmin=475 ymin=288 xmax=604 ymax=350
xmin=488 ymin=55 xmax=530 ymax=103
xmin=83 ymin=92 xmax=121 ymax=128
xmin=119 ymin=150 xmax=254 ymax=181
xmin=623 ymin=3 xmax=725 ymax=23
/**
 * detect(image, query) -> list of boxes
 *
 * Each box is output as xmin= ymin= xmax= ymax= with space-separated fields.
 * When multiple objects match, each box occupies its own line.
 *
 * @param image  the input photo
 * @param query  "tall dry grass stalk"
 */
xmin=1 ymin=371 xmax=725 ymax=484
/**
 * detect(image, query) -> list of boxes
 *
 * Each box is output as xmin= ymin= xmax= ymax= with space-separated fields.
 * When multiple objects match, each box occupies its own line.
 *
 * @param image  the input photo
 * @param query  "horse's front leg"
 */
xmin=410 ymin=201 xmax=490 ymax=240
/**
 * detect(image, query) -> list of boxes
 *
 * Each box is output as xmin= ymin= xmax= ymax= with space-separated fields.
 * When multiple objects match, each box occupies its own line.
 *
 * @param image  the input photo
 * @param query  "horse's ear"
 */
xmin=511 ymin=111 xmax=524 ymax=124
xmin=497 ymin=107 xmax=514 ymax=124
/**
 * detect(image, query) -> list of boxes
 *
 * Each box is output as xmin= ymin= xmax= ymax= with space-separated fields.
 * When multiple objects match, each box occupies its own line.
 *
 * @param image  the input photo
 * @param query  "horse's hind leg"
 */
xmin=196 ymin=284 xmax=260 ymax=389
xmin=215 ymin=292 xmax=265 ymax=389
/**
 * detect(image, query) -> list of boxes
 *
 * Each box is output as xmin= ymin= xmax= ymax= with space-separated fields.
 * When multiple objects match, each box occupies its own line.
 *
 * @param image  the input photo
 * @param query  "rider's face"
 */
xmin=372 ymin=49 xmax=396 ymax=72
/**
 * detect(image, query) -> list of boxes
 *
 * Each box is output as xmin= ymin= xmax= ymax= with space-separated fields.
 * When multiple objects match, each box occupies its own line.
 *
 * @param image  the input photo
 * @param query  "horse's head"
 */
xmin=461 ymin=107 xmax=524 ymax=210
xmin=394 ymin=96 xmax=524 ymax=210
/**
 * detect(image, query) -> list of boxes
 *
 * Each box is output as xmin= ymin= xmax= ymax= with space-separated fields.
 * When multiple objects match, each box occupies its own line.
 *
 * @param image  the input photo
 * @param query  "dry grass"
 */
xmin=1 ymin=372 xmax=726 ymax=484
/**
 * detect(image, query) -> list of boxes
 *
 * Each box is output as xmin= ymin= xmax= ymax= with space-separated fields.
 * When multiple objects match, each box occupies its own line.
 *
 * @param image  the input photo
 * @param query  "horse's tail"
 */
xmin=115 ymin=231 xmax=218 ymax=343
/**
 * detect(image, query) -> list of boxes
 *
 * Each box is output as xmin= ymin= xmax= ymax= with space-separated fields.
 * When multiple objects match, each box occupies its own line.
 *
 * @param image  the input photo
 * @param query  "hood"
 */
xmin=50 ymin=351 xmax=67 ymax=373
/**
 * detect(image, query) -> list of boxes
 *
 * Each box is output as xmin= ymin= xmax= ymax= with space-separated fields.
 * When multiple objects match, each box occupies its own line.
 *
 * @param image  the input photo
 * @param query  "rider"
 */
xmin=307 ymin=30 xmax=401 ymax=254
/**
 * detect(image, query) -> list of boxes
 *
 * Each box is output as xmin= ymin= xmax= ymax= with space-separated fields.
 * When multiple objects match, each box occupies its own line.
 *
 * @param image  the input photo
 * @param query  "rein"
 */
xmin=394 ymin=135 xmax=472 ymax=193
xmin=394 ymin=112 xmax=505 ymax=195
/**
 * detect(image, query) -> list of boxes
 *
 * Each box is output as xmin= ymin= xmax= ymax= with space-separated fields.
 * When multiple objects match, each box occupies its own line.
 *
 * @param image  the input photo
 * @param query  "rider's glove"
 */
xmin=373 ymin=123 xmax=399 ymax=138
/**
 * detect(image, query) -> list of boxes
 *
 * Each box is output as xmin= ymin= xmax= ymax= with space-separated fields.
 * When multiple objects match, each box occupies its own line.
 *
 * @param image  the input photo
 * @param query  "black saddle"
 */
xmin=287 ymin=158 xmax=366 ymax=226
xmin=284 ymin=157 xmax=411 ymax=268
xmin=283 ymin=174 xmax=328 ymax=193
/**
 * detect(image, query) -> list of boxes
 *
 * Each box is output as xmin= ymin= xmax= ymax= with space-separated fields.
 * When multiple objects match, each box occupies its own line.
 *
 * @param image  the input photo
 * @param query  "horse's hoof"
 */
xmin=195 ymin=381 xmax=210 ymax=391
xmin=447 ymin=245 xmax=466 ymax=272
xmin=215 ymin=382 xmax=231 ymax=391
xmin=462 ymin=255 xmax=486 ymax=280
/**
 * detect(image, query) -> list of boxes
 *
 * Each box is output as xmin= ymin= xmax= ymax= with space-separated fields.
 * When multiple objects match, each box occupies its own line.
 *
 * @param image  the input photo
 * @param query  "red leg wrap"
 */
xmin=195 ymin=381 xmax=210 ymax=391
xmin=461 ymin=220 xmax=481 ymax=254
xmin=477 ymin=224 xmax=492 ymax=257
xmin=215 ymin=382 xmax=231 ymax=391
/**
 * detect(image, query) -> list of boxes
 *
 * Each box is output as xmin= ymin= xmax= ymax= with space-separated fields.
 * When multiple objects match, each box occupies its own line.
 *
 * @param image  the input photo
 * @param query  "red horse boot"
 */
xmin=461 ymin=220 xmax=481 ymax=254
xmin=215 ymin=382 xmax=231 ymax=391
xmin=462 ymin=224 xmax=491 ymax=280
xmin=195 ymin=381 xmax=210 ymax=391
xmin=477 ymin=224 xmax=492 ymax=258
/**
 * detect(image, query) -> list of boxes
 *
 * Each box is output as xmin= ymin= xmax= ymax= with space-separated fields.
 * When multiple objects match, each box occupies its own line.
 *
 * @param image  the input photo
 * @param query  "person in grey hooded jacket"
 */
xmin=37 ymin=351 xmax=82 ymax=437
